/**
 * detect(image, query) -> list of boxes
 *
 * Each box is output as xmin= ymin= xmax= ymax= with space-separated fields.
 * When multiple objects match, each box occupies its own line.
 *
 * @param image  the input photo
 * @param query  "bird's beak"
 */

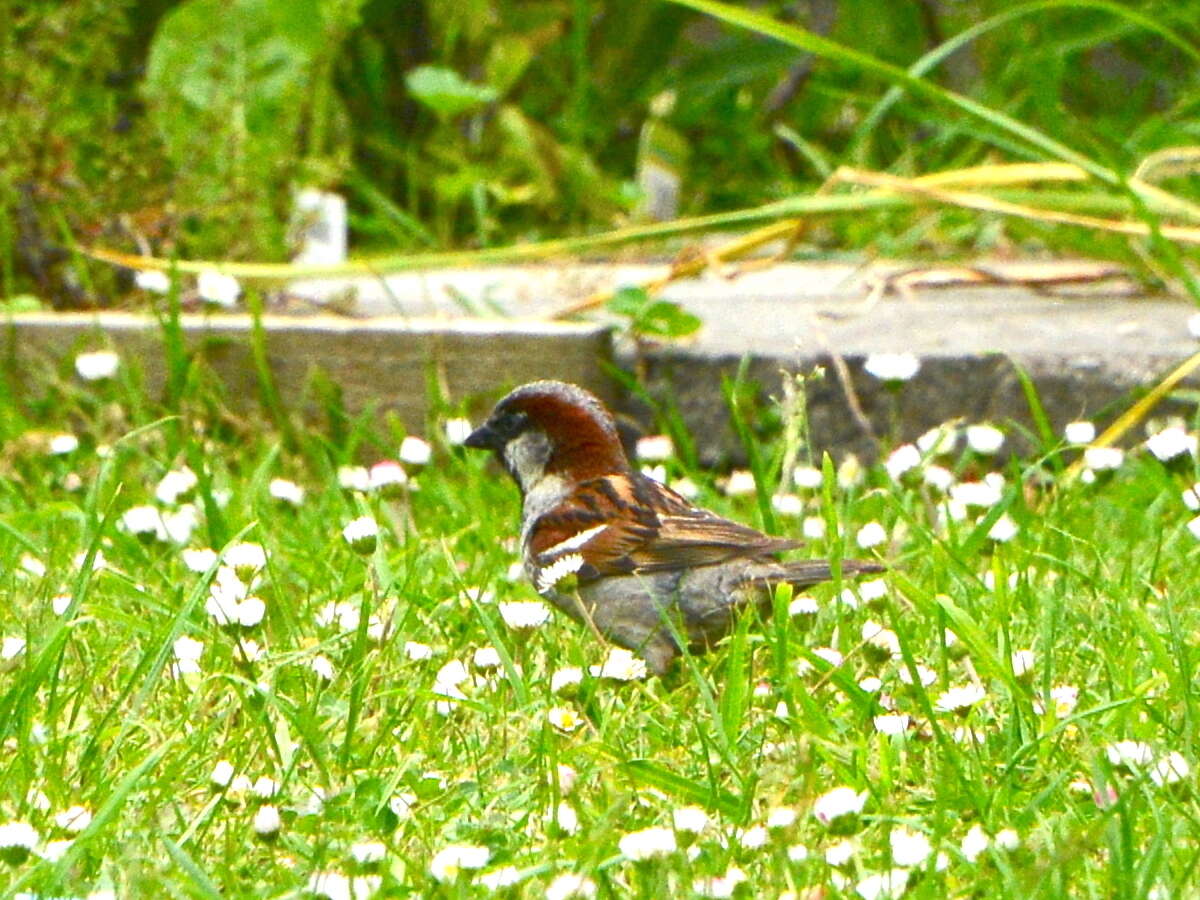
xmin=463 ymin=423 xmax=499 ymax=451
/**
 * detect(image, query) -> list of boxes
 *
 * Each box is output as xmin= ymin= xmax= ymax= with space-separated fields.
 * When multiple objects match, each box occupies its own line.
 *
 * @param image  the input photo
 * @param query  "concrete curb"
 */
xmin=7 ymin=258 xmax=1200 ymax=461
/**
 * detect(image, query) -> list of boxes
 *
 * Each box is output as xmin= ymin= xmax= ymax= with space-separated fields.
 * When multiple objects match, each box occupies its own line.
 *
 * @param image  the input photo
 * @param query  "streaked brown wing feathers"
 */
xmin=530 ymin=473 xmax=800 ymax=578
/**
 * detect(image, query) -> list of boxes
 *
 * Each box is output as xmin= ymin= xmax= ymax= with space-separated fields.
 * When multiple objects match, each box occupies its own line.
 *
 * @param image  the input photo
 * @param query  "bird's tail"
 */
xmin=762 ymin=558 xmax=886 ymax=589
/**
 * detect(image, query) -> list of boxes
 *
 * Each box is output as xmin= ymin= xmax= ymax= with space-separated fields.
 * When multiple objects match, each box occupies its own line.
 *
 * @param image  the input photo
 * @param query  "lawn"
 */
xmin=2 ymin=347 xmax=1199 ymax=899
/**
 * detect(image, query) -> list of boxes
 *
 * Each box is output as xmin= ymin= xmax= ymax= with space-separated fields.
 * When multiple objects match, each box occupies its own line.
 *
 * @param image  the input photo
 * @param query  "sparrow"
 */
xmin=464 ymin=380 xmax=885 ymax=675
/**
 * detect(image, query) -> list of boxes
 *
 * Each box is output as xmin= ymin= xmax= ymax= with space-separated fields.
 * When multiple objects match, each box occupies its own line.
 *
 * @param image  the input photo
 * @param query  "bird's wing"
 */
xmin=528 ymin=472 xmax=799 ymax=582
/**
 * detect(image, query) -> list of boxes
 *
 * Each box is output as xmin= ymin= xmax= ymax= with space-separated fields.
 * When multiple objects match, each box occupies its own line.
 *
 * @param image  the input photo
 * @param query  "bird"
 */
xmin=464 ymin=380 xmax=886 ymax=675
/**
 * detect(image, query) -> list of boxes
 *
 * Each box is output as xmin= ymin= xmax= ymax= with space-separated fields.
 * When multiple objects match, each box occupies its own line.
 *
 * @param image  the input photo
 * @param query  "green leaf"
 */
xmin=405 ymin=65 xmax=498 ymax=118
xmin=606 ymin=285 xmax=652 ymax=317
xmin=638 ymin=300 xmax=702 ymax=338
xmin=607 ymin=286 xmax=702 ymax=338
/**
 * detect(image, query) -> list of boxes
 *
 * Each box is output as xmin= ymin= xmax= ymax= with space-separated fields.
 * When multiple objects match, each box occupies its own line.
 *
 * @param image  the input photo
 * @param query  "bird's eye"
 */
xmin=493 ymin=411 xmax=528 ymax=440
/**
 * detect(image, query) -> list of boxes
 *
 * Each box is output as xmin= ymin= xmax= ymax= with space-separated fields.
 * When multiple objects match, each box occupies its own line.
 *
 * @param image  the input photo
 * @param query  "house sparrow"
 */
xmin=465 ymin=380 xmax=885 ymax=675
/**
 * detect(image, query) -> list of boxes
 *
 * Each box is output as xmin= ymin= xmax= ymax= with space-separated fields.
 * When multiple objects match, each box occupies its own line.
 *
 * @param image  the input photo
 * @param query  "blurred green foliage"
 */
xmin=1 ymin=0 xmax=1199 ymax=304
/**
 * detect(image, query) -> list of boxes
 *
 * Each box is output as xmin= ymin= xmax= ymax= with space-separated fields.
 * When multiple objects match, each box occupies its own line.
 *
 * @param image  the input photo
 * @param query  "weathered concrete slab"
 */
xmin=3 ymin=313 xmax=616 ymax=431
xmin=6 ymin=259 xmax=1200 ymax=463
xmin=624 ymin=291 xmax=1200 ymax=464
xmin=293 ymin=259 xmax=1200 ymax=462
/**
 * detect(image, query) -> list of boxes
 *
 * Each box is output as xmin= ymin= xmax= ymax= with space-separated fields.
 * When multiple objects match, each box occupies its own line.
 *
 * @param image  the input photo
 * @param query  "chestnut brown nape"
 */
xmin=492 ymin=381 xmax=630 ymax=478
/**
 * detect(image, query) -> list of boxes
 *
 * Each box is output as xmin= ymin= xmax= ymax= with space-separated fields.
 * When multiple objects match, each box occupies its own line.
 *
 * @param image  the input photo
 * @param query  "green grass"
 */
xmin=1 ymin=351 xmax=1200 ymax=899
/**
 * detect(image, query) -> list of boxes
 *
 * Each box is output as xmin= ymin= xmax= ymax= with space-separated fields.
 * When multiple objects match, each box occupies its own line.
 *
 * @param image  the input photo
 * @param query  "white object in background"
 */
xmin=293 ymin=189 xmax=347 ymax=266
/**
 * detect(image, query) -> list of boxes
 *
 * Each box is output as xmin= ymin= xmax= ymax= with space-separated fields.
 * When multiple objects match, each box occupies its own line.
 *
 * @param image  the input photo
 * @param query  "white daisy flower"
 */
xmin=861 ymin=621 xmax=900 ymax=662
xmin=310 ymin=655 xmax=335 ymax=681
xmin=156 ymin=467 xmax=197 ymax=505
xmin=367 ymin=461 xmax=407 ymax=493
xmin=1083 ymin=446 xmax=1124 ymax=471
xmin=812 ymin=786 xmax=866 ymax=825
xmin=987 ymin=514 xmax=1019 ymax=543
xmin=53 ymin=806 xmax=92 ymax=834
xmin=18 ymin=555 xmax=45 ymax=578
xmin=224 ymin=542 xmax=266 ymax=575
xmin=551 ymin=667 xmax=584 ymax=696
xmin=856 ymin=521 xmax=887 ymax=549
xmin=472 ymin=646 xmax=502 ymax=670
xmin=268 ymin=478 xmax=305 ymax=505
xmin=873 ymin=714 xmax=910 ymax=736
xmin=788 ymin=595 xmax=819 ymax=617
xmin=75 ymin=350 xmax=120 ymax=381
xmin=618 ymin=825 xmax=677 ymax=860
xmin=694 ymin=866 xmax=747 ymax=898
xmin=398 ymin=436 xmax=432 ymax=466
xmin=737 ymin=824 xmax=769 ymax=849
xmin=429 ymin=844 xmax=491 ymax=881
xmin=1189 ymin=312 xmax=1200 ymax=339
xmin=772 ymin=493 xmax=804 ymax=516
xmin=342 ymin=516 xmax=379 ymax=554
xmin=793 ymin=466 xmax=824 ymax=489
xmin=498 ymin=600 xmax=553 ymax=629
xmin=802 ymin=516 xmax=827 ymax=540
xmin=0 ymin=821 xmax=39 ymax=862
xmin=672 ymin=805 xmax=709 ymax=835
xmin=950 ymin=480 xmax=1002 ymax=509
xmin=589 ymin=647 xmax=647 ymax=681
xmin=121 ymin=505 xmax=167 ymax=541
xmin=825 ymin=838 xmax=856 ymax=866
xmin=993 ymin=828 xmax=1019 ymax=851
xmin=671 ymin=477 xmax=699 ymax=499
xmin=1146 ymin=426 xmax=1196 ymax=462
xmin=403 ymin=641 xmax=434 ymax=661
xmin=182 ymin=547 xmax=219 ymax=573
xmin=134 ymin=269 xmax=171 ymax=293
xmin=897 ymin=663 xmax=937 ymax=687
xmin=636 ymin=435 xmax=674 ymax=461
xmin=1105 ymin=740 xmax=1155 ymax=770
xmin=337 ymin=466 xmax=371 ymax=491
xmin=210 ymin=760 xmax=235 ymax=787
xmin=547 ymin=707 xmax=582 ymax=733
xmin=1010 ymin=649 xmax=1035 ymax=680
xmin=48 ymin=433 xmax=79 ymax=455
xmin=884 ymin=444 xmax=921 ymax=480
xmin=1150 ymin=751 xmax=1190 ymax=786
xmin=922 ymin=465 xmax=954 ymax=492
xmin=479 ymin=865 xmax=523 ymax=891
xmin=838 ymin=454 xmax=864 ymax=488
xmin=961 ymin=824 xmax=990 ymax=862
xmin=253 ymin=804 xmax=281 ymax=837
xmin=252 ymin=776 xmax=279 ymax=799
xmin=890 ymin=826 xmax=931 ymax=866
xmin=197 ymin=270 xmax=241 ymax=307
xmin=548 ymin=802 xmax=580 ymax=835
xmin=444 ymin=418 xmax=473 ymax=445
xmin=917 ymin=425 xmax=958 ymax=457
xmin=855 ymin=868 xmax=910 ymax=900
xmin=350 ymin=841 xmax=387 ymax=865
xmin=966 ymin=424 xmax=1004 ymax=455
xmin=766 ymin=806 xmax=798 ymax=830
xmin=1064 ymin=421 xmax=1096 ymax=444
xmin=724 ymin=470 xmax=757 ymax=496
xmin=534 ymin=554 xmax=585 ymax=593
xmin=934 ymin=684 xmax=986 ymax=714
xmin=389 ymin=792 xmax=417 ymax=819
xmin=545 ymin=873 xmax=597 ymax=900
xmin=864 ymin=353 xmax=920 ymax=382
